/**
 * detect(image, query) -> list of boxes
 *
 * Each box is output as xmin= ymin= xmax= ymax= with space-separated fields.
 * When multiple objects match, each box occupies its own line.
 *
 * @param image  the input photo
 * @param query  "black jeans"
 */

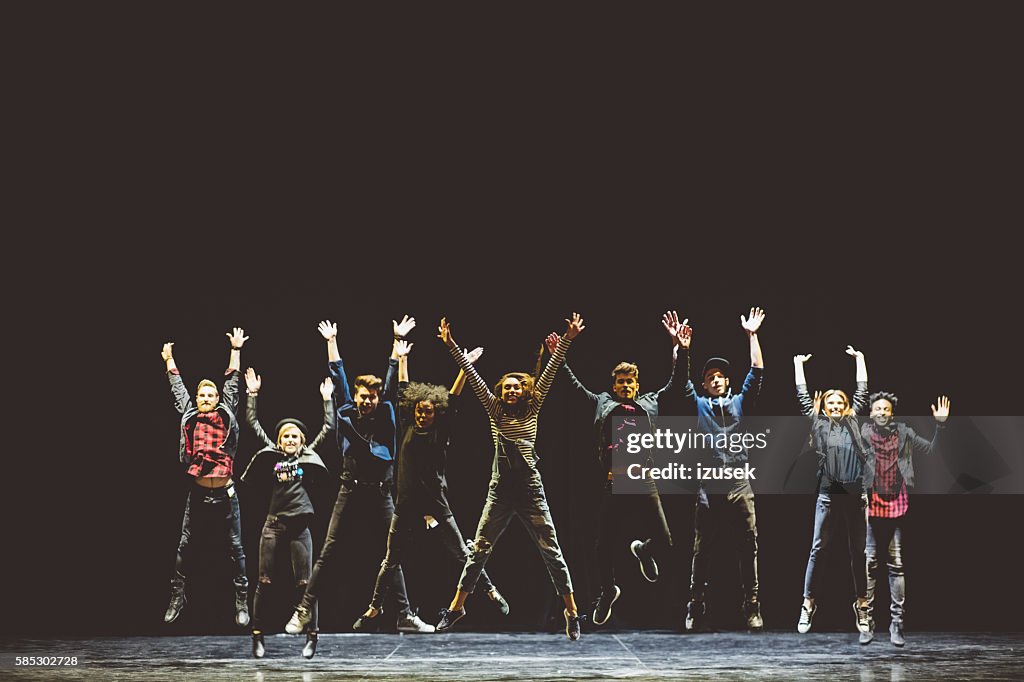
xmin=690 ymin=485 xmax=758 ymax=605
xmin=459 ymin=469 xmax=573 ymax=595
xmin=174 ymin=481 xmax=247 ymax=590
xmin=803 ymin=491 xmax=868 ymax=600
xmin=595 ymin=478 xmax=672 ymax=592
xmin=303 ymin=481 xmax=410 ymax=616
xmin=370 ymin=512 xmax=494 ymax=610
xmin=253 ymin=513 xmax=316 ymax=632
xmin=866 ymin=516 xmax=906 ymax=625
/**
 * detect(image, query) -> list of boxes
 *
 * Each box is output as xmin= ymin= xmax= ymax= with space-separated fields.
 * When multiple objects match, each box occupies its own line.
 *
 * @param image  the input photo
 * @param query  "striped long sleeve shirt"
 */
xmin=449 ymin=335 xmax=572 ymax=468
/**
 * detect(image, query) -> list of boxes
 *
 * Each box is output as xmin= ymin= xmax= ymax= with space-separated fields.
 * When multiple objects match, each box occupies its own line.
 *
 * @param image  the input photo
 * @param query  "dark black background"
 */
xmin=5 ymin=3 xmax=1022 ymax=637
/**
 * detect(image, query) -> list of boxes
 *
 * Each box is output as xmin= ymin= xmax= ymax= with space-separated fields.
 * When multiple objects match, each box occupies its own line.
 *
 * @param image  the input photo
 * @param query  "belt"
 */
xmin=343 ymin=479 xmax=391 ymax=489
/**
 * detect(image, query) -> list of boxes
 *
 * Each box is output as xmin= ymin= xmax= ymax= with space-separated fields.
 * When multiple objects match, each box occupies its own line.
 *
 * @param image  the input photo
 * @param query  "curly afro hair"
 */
xmin=399 ymin=382 xmax=450 ymax=415
xmin=868 ymin=391 xmax=900 ymax=412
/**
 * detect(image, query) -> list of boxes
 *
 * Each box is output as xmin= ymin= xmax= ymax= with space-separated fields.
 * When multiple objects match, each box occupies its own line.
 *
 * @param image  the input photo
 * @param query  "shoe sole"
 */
xmin=592 ymin=586 xmax=621 ymax=626
xmin=630 ymin=542 xmax=658 ymax=583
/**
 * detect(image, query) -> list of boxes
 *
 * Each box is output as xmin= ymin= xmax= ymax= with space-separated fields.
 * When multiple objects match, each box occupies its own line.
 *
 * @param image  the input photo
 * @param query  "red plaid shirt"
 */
xmin=186 ymin=410 xmax=233 ymax=479
xmin=868 ymin=425 xmax=908 ymax=518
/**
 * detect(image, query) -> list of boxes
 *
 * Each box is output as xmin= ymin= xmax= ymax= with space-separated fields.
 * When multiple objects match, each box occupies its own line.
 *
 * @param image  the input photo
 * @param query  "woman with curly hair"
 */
xmin=352 ymin=345 xmax=510 ymax=631
xmin=435 ymin=313 xmax=586 ymax=641
xmin=793 ymin=346 xmax=873 ymax=643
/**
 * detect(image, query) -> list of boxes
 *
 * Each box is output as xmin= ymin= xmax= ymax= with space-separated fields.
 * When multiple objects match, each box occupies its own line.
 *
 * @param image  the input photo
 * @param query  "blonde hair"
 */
xmin=197 ymin=379 xmax=218 ymax=394
xmin=821 ymin=389 xmax=855 ymax=418
xmin=276 ymin=423 xmax=306 ymax=448
xmin=611 ymin=362 xmax=639 ymax=380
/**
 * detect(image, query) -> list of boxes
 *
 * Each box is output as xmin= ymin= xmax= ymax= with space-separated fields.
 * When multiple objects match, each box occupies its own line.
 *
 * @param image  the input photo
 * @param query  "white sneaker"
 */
xmin=398 ymin=611 xmax=436 ymax=633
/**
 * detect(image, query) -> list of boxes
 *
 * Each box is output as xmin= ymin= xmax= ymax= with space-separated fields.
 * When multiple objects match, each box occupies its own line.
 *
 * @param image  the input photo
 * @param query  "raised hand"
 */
xmin=245 ymin=367 xmax=262 ymax=393
xmin=161 ymin=342 xmax=175 ymax=362
xmin=662 ymin=310 xmax=682 ymax=339
xmin=741 ymin=307 xmax=766 ymax=334
xmin=564 ymin=312 xmax=586 ymax=340
xmin=845 ymin=345 xmax=863 ymax=359
xmin=676 ymin=321 xmax=693 ymax=350
xmin=320 ymin=378 xmax=334 ymax=400
xmin=393 ymin=314 xmax=416 ymax=339
xmin=318 ymin=320 xmax=338 ymax=341
xmin=437 ymin=317 xmax=455 ymax=347
xmin=227 ymin=327 xmax=249 ymax=350
xmin=544 ymin=332 xmax=560 ymax=354
xmin=932 ymin=395 xmax=951 ymax=423
xmin=464 ymin=346 xmax=484 ymax=364
xmin=812 ymin=390 xmax=823 ymax=416
xmin=794 ymin=354 xmax=813 ymax=364
xmin=394 ymin=339 xmax=414 ymax=358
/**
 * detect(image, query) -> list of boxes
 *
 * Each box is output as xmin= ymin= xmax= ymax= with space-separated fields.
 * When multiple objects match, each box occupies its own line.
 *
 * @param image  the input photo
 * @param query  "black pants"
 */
xmin=303 ymin=481 xmax=410 ymax=616
xmin=253 ymin=513 xmax=316 ymax=632
xmin=370 ymin=511 xmax=494 ymax=610
xmin=595 ymin=478 xmax=672 ymax=592
xmin=174 ymin=482 xmax=247 ymax=590
xmin=690 ymin=485 xmax=759 ymax=605
xmin=803 ymin=491 xmax=868 ymax=600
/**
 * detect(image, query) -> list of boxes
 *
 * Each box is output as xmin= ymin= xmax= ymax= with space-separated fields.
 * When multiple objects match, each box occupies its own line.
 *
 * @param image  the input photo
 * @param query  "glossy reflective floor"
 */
xmin=3 ymin=632 xmax=1022 ymax=680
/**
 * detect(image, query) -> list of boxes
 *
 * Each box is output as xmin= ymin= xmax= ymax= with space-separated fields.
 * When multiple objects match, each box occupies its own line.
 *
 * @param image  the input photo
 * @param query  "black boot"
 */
xmin=303 ymin=631 xmax=318 ymax=659
xmin=234 ymin=581 xmax=250 ymax=628
xmin=163 ymin=574 xmax=186 ymax=624
xmin=251 ymin=631 xmax=265 ymax=659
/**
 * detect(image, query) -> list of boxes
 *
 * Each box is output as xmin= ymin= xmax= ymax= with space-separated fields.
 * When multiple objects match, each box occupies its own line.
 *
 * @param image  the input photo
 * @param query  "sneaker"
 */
xmin=353 ymin=609 xmax=382 ymax=633
xmin=592 ymin=585 xmax=621 ymax=626
xmin=564 ymin=609 xmax=582 ymax=641
xmin=302 ymin=632 xmax=318 ymax=659
xmin=797 ymin=602 xmax=816 ymax=633
xmin=285 ymin=605 xmax=312 ymax=635
xmin=853 ymin=601 xmax=872 ymax=635
xmin=890 ymin=621 xmax=905 ymax=647
xmin=163 ymin=576 xmax=186 ymax=624
xmin=436 ymin=607 xmax=466 ymax=632
xmin=234 ymin=586 xmax=250 ymax=628
xmin=630 ymin=540 xmax=659 ymax=582
xmin=251 ymin=632 xmax=265 ymax=659
xmin=398 ymin=610 xmax=436 ymax=633
xmin=685 ymin=600 xmax=705 ymax=632
xmin=487 ymin=587 xmax=510 ymax=616
xmin=744 ymin=601 xmax=763 ymax=631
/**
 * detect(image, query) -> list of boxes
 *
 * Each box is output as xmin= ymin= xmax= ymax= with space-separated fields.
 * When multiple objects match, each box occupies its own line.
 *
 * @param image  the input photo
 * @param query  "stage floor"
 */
xmin=3 ymin=632 xmax=1022 ymax=680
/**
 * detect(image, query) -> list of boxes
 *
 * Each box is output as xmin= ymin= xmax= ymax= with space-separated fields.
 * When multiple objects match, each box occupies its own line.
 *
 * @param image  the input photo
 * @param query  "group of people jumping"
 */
xmin=160 ymin=308 xmax=949 ymax=658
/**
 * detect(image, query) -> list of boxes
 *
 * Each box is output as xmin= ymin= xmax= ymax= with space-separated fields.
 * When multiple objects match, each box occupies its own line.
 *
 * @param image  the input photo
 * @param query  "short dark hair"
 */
xmin=869 ymin=391 xmax=899 ymax=412
xmin=354 ymin=375 xmax=383 ymax=393
xmin=400 ymin=382 xmax=450 ymax=416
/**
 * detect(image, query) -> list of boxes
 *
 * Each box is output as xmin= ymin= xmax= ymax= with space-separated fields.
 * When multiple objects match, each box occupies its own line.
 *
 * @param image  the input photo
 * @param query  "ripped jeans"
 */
xmin=458 ymin=469 xmax=573 ymax=595
xmin=252 ymin=513 xmax=316 ymax=632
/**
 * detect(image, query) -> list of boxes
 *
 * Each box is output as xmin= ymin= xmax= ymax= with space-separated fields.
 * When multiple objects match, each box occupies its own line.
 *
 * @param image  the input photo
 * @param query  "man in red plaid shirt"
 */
xmin=861 ymin=391 xmax=950 ymax=646
xmin=161 ymin=328 xmax=250 ymax=628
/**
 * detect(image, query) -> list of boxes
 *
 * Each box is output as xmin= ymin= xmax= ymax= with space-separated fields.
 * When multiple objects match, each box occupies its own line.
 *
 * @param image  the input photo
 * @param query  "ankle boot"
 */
xmin=234 ymin=582 xmax=250 ymax=628
xmin=303 ymin=631 xmax=318 ymax=659
xmin=164 ymin=574 xmax=186 ymax=624
xmin=251 ymin=631 xmax=265 ymax=658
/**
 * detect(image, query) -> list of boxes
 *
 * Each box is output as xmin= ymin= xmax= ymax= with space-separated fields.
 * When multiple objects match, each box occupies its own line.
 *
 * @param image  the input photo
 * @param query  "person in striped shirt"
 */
xmin=435 ymin=313 xmax=586 ymax=641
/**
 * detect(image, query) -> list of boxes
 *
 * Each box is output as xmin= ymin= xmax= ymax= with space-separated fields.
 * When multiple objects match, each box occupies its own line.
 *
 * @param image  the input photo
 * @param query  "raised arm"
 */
xmin=546 ymin=332 xmax=598 ymax=403
xmin=794 ymin=354 xmax=815 ymax=416
xmin=846 ymin=346 xmax=868 ymax=414
xmin=163 ymin=342 xmax=193 ymax=414
xmin=440 ymin=317 xmax=500 ymax=414
xmin=451 ymin=347 xmax=483 ymax=397
xmin=221 ymin=327 xmax=247 ymax=412
xmin=534 ymin=313 xmax=584 ymax=410
xmin=320 ymin=320 xmax=353 ymax=408
xmin=387 ymin=315 xmax=416 ymax=398
xmin=309 ymin=378 xmax=337 ymax=450
xmin=738 ymin=308 xmax=766 ymax=407
xmin=244 ymin=368 xmax=274 ymax=449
